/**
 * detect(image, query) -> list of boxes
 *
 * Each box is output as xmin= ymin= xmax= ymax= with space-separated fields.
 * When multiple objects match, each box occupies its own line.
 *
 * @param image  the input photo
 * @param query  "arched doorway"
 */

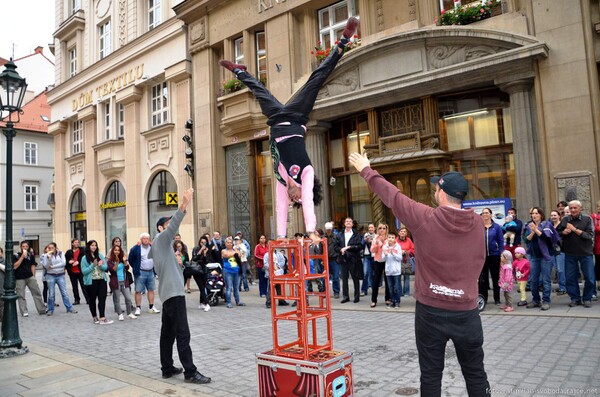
xmin=147 ymin=171 xmax=177 ymax=239
xmin=70 ymin=189 xmax=87 ymax=243
xmin=103 ymin=181 xmax=127 ymax=252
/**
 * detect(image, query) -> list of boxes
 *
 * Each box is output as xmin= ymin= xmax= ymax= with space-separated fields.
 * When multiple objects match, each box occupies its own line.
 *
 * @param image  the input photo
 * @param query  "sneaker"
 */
xmin=46 ymin=311 xmax=53 ymax=316
xmin=526 ymin=301 xmax=541 ymax=309
xmin=204 ymin=304 xmax=211 ymax=312
xmin=134 ymin=307 xmax=141 ymax=316
xmin=592 ymin=295 xmax=598 ymax=302
xmin=67 ymin=309 xmax=78 ymax=314
xmin=148 ymin=307 xmax=161 ymax=314
xmin=342 ymin=16 xmax=359 ymax=40
xmin=504 ymin=306 xmax=514 ymax=312
xmin=93 ymin=317 xmax=100 ymax=324
xmin=557 ymin=290 xmax=567 ymax=296
xmin=386 ymin=304 xmax=393 ymax=309
xmin=569 ymin=300 xmax=583 ymax=307
xmin=199 ymin=303 xmax=207 ymax=310
xmin=236 ymin=302 xmax=246 ymax=307
xmin=184 ymin=371 xmax=211 ymax=384
xmin=99 ymin=318 xmax=114 ymax=325
xmin=517 ymin=300 xmax=527 ymax=307
xmin=333 ymin=293 xmax=340 ymax=299
xmin=583 ymin=301 xmax=592 ymax=308
xmin=227 ymin=303 xmax=233 ymax=308
xmin=127 ymin=313 xmax=137 ymax=319
xmin=218 ymin=60 xmax=247 ymax=73
xmin=118 ymin=313 xmax=125 ymax=321
xmin=541 ymin=303 xmax=550 ymax=311
xmin=22 ymin=312 xmax=29 ymax=317
xmin=499 ymin=305 xmax=507 ymax=310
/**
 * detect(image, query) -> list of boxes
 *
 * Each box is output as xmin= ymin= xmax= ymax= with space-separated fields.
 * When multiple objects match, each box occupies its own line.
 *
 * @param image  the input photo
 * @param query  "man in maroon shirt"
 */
xmin=350 ymin=153 xmax=490 ymax=397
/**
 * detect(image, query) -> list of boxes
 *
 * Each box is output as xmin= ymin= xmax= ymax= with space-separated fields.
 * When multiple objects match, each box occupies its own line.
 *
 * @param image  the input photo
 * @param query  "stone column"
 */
xmin=79 ymin=106 xmax=100 ymax=243
xmin=498 ymin=79 xmax=542 ymax=217
xmin=416 ymin=0 xmax=440 ymax=27
xmin=306 ymin=120 xmax=332 ymax=229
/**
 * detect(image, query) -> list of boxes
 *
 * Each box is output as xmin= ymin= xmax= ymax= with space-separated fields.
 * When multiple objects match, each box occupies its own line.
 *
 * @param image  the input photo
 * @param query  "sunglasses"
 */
xmin=378 ymin=226 xmax=387 ymax=230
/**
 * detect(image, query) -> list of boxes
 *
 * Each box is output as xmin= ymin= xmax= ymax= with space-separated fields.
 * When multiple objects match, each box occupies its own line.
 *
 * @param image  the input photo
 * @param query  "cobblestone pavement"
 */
xmin=2 ymin=275 xmax=600 ymax=396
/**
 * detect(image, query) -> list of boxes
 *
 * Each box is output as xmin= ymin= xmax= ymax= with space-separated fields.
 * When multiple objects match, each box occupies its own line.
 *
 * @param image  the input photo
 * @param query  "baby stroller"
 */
xmin=206 ymin=263 xmax=225 ymax=306
xmin=477 ymin=270 xmax=487 ymax=312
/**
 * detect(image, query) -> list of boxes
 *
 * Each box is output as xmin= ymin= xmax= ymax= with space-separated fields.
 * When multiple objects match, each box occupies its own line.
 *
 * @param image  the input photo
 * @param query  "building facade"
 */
xmin=48 ymin=0 xmax=194 ymax=252
xmin=0 ymin=91 xmax=54 ymax=254
xmin=49 ymin=0 xmax=600 ymax=250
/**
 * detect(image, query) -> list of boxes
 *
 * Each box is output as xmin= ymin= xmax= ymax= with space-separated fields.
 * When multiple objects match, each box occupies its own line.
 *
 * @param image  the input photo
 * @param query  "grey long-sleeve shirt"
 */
xmin=150 ymin=209 xmax=186 ymax=303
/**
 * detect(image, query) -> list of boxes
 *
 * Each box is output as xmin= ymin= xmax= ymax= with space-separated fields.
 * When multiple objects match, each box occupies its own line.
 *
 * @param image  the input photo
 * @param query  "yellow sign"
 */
xmin=166 ymin=192 xmax=178 ymax=205
xmin=100 ymin=201 xmax=126 ymax=210
xmin=74 ymin=212 xmax=87 ymax=221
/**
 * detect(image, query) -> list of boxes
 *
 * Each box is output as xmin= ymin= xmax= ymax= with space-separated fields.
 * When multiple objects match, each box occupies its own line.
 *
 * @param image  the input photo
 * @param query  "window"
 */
xmin=104 ymin=102 xmax=111 ymax=140
xmin=71 ymin=0 xmax=80 ymax=14
xmin=148 ymin=0 xmax=161 ymax=30
xmin=234 ymin=37 xmax=244 ymax=65
xmin=25 ymin=185 xmax=38 ymax=211
xmin=318 ymin=1 xmax=357 ymax=49
xmin=99 ymin=20 xmax=111 ymax=59
xmin=256 ymin=31 xmax=267 ymax=83
xmin=151 ymin=82 xmax=168 ymax=127
xmin=72 ymin=120 xmax=83 ymax=155
xmin=69 ymin=48 xmax=77 ymax=77
xmin=24 ymin=142 xmax=38 ymax=165
xmin=118 ymin=103 xmax=125 ymax=138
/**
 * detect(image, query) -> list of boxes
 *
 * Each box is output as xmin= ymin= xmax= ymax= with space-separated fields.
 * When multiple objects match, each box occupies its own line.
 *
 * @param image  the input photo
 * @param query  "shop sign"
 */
xmin=462 ymin=198 xmax=512 ymax=226
xmin=166 ymin=192 xmax=178 ymax=205
xmin=258 ymin=0 xmax=286 ymax=13
xmin=100 ymin=201 xmax=126 ymax=210
xmin=74 ymin=212 xmax=87 ymax=221
xmin=71 ymin=64 xmax=145 ymax=112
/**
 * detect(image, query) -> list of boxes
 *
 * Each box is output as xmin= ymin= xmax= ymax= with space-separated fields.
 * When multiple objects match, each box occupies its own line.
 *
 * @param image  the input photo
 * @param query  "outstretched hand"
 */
xmin=349 ymin=152 xmax=370 ymax=173
xmin=180 ymin=188 xmax=194 ymax=212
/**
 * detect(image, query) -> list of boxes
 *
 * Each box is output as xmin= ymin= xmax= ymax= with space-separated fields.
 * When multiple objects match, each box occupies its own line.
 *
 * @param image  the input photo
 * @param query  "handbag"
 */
xmin=402 ymin=256 xmax=416 ymax=275
xmin=186 ymin=260 xmax=205 ymax=276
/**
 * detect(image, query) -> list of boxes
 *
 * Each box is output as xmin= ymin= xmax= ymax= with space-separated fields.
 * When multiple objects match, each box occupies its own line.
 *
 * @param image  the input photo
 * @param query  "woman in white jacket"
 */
xmin=41 ymin=243 xmax=77 ymax=316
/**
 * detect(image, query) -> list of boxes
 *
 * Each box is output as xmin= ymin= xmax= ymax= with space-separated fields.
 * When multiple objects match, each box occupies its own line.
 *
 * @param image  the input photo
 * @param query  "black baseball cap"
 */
xmin=156 ymin=216 xmax=172 ymax=230
xmin=430 ymin=172 xmax=468 ymax=200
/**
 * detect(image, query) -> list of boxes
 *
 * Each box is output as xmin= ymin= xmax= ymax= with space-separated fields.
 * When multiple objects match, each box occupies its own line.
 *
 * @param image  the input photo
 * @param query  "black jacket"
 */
xmin=335 ymin=229 xmax=364 ymax=279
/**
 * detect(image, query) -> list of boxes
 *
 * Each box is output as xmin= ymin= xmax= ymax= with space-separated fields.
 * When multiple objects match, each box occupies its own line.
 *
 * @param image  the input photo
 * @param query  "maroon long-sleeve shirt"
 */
xmin=360 ymin=167 xmax=485 ymax=310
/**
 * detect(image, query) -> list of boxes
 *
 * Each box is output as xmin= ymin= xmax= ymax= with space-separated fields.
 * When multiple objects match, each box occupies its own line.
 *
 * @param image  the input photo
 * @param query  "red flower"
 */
xmin=441 ymin=9 xmax=446 ymax=14
xmin=480 ymin=8 xmax=484 ymax=13
xmin=353 ymin=34 xmax=358 ymax=38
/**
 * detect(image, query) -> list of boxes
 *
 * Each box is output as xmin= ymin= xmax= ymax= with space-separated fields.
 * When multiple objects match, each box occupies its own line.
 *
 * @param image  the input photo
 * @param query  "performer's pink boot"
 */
xmin=219 ymin=60 xmax=247 ymax=73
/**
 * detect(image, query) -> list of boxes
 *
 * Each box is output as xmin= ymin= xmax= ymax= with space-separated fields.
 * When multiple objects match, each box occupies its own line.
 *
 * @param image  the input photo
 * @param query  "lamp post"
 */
xmin=0 ymin=59 xmax=28 ymax=358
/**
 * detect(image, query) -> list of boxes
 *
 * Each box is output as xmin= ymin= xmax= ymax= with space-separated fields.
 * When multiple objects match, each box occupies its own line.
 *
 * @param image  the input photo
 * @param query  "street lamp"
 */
xmin=0 ymin=59 xmax=28 ymax=358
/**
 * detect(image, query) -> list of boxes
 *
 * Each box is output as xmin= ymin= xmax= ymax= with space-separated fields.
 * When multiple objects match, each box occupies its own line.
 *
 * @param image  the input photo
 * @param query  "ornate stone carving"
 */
xmin=427 ymin=45 xmax=505 ymax=69
xmin=376 ymin=0 xmax=384 ymax=32
xmin=96 ymin=0 xmax=111 ymax=19
xmin=555 ymin=173 xmax=593 ymax=214
xmin=190 ymin=17 xmax=207 ymax=45
xmin=119 ymin=0 xmax=127 ymax=46
xmin=372 ymin=194 xmax=385 ymax=226
xmin=317 ymin=68 xmax=359 ymax=99
xmin=408 ymin=0 xmax=416 ymax=21
xmin=147 ymin=136 xmax=172 ymax=169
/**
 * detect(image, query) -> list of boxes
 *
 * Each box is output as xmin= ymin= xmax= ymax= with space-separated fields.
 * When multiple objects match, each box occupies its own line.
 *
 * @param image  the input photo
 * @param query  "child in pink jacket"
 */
xmin=499 ymin=250 xmax=515 ymax=312
xmin=513 ymin=246 xmax=531 ymax=306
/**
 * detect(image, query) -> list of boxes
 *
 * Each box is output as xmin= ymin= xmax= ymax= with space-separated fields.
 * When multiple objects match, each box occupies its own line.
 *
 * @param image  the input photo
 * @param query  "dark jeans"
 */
xmin=415 ymin=301 xmax=490 ymax=397
xmin=160 ymin=296 xmax=197 ymax=377
xmin=329 ymin=258 xmax=340 ymax=294
xmin=257 ymin=267 xmax=268 ymax=296
xmin=68 ymin=271 xmax=88 ymax=303
xmin=237 ymin=45 xmax=343 ymax=120
xmin=84 ymin=279 xmax=107 ymax=318
xmin=184 ymin=270 xmax=208 ymax=305
xmin=565 ymin=254 xmax=595 ymax=302
xmin=371 ymin=261 xmax=390 ymax=303
xmin=361 ymin=256 xmax=374 ymax=294
xmin=265 ymin=279 xmax=285 ymax=306
xmin=340 ymin=262 xmax=360 ymax=301
xmin=479 ymin=255 xmax=500 ymax=304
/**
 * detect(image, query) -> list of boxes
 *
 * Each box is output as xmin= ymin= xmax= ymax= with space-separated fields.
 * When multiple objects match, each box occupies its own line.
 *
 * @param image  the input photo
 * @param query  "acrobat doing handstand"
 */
xmin=220 ymin=17 xmax=359 ymax=239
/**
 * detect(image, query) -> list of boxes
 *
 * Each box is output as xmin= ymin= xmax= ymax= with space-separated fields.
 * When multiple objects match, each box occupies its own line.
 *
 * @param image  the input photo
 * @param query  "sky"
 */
xmin=1 ymin=1 xmax=55 ymax=61
xmin=1 ymin=1 xmax=56 ymax=94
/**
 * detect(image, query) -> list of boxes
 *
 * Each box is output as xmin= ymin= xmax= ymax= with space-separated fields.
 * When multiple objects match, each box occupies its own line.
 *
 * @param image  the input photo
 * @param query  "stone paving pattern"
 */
xmin=1 ymin=272 xmax=599 ymax=396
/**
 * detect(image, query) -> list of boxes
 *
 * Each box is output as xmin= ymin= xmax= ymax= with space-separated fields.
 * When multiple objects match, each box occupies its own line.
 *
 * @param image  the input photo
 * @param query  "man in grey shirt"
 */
xmin=150 ymin=188 xmax=210 ymax=384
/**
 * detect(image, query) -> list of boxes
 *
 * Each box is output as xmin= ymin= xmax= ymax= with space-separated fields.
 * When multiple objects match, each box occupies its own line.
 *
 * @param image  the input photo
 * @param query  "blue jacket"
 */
xmin=485 ymin=223 xmax=504 ymax=256
xmin=503 ymin=218 xmax=523 ymax=246
xmin=81 ymin=253 xmax=107 ymax=286
xmin=127 ymin=243 xmax=153 ymax=277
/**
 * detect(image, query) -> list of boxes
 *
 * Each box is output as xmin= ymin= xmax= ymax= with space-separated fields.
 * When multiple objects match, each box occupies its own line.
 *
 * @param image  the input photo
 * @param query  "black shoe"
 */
xmin=569 ymin=300 xmax=583 ymax=307
xmin=184 ymin=371 xmax=211 ymax=384
xmin=265 ymin=304 xmax=271 ymax=309
xmin=278 ymin=301 xmax=290 ymax=306
xmin=291 ymin=301 xmax=297 ymax=307
xmin=162 ymin=367 xmax=183 ymax=379
xmin=73 ymin=301 xmax=80 ymax=305
xmin=340 ymin=298 xmax=350 ymax=304
xmin=353 ymin=298 xmax=360 ymax=303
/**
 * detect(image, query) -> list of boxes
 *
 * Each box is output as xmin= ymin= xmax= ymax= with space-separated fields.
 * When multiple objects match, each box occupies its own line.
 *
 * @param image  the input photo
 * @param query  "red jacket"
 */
xmin=397 ymin=237 xmax=415 ymax=259
xmin=254 ymin=244 xmax=268 ymax=269
xmin=591 ymin=213 xmax=600 ymax=255
xmin=361 ymin=167 xmax=485 ymax=311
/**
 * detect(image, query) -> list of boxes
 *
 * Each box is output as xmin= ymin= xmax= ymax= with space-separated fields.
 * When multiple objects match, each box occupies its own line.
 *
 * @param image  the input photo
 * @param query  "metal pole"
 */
xmin=0 ymin=121 xmax=29 ymax=357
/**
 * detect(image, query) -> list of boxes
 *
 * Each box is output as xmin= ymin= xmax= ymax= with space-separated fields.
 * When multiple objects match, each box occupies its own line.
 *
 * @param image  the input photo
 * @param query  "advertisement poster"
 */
xmin=462 ymin=198 xmax=512 ymax=226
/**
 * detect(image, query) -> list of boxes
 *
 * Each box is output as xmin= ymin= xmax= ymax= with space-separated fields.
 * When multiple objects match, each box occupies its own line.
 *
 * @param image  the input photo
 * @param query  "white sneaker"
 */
xmin=204 ymin=304 xmax=210 ymax=312
xmin=199 ymin=303 xmax=206 ymax=310
xmin=99 ymin=318 xmax=114 ymax=325
xmin=118 ymin=313 xmax=125 ymax=321
xmin=134 ymin=307 xmax=141 ymax=316
xmin=148 ymin=307 xmax=160 ymax=314
xmin=22 ymin=312 xmax=29 ymax=317
xmin=128 ymin=313 xmax=137 ymax=319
